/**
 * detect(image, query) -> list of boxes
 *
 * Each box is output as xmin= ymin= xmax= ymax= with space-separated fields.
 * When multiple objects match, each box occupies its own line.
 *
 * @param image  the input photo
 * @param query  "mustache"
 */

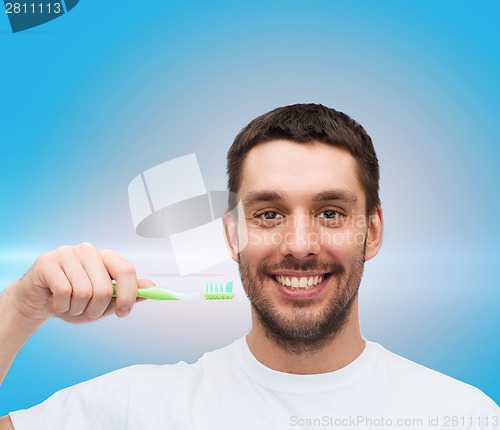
xmin=260 ymin=256 xmax=345 ymax=276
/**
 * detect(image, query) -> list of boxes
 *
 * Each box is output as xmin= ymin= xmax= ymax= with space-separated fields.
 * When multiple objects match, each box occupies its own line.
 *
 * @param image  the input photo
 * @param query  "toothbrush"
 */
xmin=112 ymin=281 xmax=234 ymax=301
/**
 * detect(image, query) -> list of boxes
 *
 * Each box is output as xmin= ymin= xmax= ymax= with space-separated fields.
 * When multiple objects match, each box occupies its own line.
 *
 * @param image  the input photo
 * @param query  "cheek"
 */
xmin=320 ymin=229 xmax=367 ymax=257
xmin=243 ymin=227 xmax=282 ymax=253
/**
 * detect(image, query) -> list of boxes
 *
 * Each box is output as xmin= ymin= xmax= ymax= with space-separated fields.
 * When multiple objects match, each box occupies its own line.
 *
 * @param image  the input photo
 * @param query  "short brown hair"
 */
xmin=226 ymin=103 xmax=380 ymax=214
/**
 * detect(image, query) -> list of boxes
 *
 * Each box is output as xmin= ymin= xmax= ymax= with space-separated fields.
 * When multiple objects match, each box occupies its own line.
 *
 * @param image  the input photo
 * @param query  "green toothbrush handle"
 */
xmin=112 ymin=285 xmax=180 ymax=300
xmin=112 ymin=281 xmax=233 ymax=301
xmin=137 ymin=287 xmax=180 ymax=300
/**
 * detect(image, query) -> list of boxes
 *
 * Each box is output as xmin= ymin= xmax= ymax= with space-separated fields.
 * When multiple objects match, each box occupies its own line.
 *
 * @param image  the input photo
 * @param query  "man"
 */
xmin=0 ymin=104 xmax=498 ymax=429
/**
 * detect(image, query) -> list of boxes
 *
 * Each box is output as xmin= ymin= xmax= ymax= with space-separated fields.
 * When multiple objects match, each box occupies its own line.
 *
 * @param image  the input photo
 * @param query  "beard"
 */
xmin=239 ymin=243 xmax=366 ymax=355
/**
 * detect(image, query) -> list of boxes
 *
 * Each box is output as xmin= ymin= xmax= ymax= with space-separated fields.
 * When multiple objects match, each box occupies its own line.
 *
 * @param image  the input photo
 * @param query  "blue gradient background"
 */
xmin=0 ymin=0 xmax=499 ymax=414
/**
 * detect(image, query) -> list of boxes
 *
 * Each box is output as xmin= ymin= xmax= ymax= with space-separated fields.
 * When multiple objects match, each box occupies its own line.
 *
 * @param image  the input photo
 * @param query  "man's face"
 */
xmin=225 ymin=140 xmax=382 ymax=353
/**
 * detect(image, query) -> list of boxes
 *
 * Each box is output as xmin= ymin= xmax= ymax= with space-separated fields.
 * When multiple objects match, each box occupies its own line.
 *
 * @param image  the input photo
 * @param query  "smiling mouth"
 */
xmin=274 ymin=274 xmax=329 ymax=290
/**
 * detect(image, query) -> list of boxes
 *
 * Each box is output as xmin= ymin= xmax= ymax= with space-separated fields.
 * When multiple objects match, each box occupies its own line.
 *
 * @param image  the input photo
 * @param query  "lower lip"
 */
xmin=273 ymin=276 xmax=329 ymax=299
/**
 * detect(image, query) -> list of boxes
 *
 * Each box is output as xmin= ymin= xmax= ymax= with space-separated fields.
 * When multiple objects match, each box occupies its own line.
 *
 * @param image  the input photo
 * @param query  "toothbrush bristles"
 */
xmin=203 ymin=281 xmax=234 ymax=300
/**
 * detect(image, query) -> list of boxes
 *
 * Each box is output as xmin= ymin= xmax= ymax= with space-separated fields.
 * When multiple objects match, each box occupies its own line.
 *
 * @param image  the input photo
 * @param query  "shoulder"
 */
xmin=370 ymin=342 xmax=499 ymax=411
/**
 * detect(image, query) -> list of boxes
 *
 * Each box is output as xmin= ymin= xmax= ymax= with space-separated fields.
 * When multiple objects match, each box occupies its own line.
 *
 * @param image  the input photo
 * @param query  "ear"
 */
xmin=364 ymin=205 xmax=384 ymax=261
xmin=223 ymin=210 xmax=239 ymax=263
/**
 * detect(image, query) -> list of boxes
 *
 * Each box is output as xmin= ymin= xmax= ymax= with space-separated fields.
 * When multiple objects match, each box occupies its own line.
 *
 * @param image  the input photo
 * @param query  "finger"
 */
xmin=97 ymin=280 xmax=154 ymax=318
xmin=138 ymin=279 xmax=156 ymax=289
xmin=40 ymin=264 xmax=72 ymax=314
xmin=100 ymin=250 xmax=138 ymax=318
xmin=80 ymin=247 xmax=115 ymax=319
xmin=48 ymin=267 xmax=72 ymax=314
xmin=97 ymin=300 xmax=117 ymax=319
xmin=59 ymin=255 xmax=94 ymax=316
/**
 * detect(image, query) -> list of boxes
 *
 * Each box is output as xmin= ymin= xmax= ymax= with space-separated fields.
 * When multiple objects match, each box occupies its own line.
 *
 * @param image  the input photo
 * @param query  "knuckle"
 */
xmin=31 ymin=253 xmax=57 ymax=278
xmin=78 ymin=241 xmax=95 ymax=250
xmin=34 ymin=246 xmax=75 ymax=273
xmin=51 ymin=245 xmax=76 ymax=262
xmin=33 ymin=253 xmax=49 ymax=268
xmin=72 ymin=288 xmax=93 ymax=301
xmin=93 ymin=287 xmax=112 ymax=301
xmin=120 ymin=264 xmax=136 ymax=277
xmin=76 ymin=242 xmax=97 ymax=255
xmin=51 ymin=282 xmax=71 ymax=296
xmin=37 ymin=247 xmax=63 ymax=264
xmin=56 ymin=245 xmax=73 ymax=255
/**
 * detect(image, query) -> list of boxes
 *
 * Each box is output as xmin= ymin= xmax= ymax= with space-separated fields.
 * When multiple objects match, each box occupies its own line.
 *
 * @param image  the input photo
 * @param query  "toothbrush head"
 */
xmin=204 ymin=281 xmax=234 ymax=300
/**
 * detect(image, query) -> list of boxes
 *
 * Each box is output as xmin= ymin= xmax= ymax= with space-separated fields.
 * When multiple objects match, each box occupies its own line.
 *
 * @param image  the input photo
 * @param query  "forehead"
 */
xmin=239 ymin=140 xmax=364 ymax=204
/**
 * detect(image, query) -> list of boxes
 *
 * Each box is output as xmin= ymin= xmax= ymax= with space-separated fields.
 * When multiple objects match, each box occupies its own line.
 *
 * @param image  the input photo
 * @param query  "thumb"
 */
xmin=138 ymin=279 xmax=156 ymax=289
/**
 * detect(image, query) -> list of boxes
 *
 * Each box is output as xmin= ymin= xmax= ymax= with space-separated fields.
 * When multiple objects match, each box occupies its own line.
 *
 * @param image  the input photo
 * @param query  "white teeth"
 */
xmin=275 ymin=275 xmax=325 ymax=289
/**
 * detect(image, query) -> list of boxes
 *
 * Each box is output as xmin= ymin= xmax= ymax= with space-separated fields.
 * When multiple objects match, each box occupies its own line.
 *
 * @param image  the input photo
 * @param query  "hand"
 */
xmin=10 ymin=242 xmax=152 ymax=323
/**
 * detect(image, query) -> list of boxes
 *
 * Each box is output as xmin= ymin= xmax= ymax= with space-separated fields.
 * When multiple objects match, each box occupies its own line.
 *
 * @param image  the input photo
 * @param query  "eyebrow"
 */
xmin=313 ymin=190 xmax=358 ymax=203
xmin=242 ymin=191 xmax=285 ymax=207
xmin=242 ymin=189 xmax=358 ymax=207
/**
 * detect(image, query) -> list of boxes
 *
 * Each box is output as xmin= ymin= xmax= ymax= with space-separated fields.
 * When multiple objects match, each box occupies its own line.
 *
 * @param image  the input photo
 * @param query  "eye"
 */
xmin=317 ymin=209 xmax=341 ymax=219
xmin=260 ymin=211 xmax=283 ymax=220
xmin=250 ymin=210 xmax=285 ymax=227
xmin=316 ymin=208 xmax=346 ymax=227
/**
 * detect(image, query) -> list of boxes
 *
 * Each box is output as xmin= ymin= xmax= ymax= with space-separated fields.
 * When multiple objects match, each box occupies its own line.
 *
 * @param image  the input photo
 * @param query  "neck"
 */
xmin=245 ymin=298 xmax=365 ymax=374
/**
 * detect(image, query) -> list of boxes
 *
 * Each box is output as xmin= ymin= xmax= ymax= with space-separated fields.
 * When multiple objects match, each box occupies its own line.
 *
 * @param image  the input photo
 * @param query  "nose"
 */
xmin=279 ymin=214 xmax=321 ymax=259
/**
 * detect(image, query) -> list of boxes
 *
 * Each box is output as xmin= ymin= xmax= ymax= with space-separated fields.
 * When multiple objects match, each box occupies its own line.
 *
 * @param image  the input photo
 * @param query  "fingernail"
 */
xmin=118 ymin=307 xmax=130 ymax=317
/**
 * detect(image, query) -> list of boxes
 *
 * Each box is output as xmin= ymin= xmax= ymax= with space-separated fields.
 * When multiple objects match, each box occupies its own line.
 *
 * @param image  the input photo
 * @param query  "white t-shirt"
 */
xmin=9 ymin=338 xmax=499 ymax=429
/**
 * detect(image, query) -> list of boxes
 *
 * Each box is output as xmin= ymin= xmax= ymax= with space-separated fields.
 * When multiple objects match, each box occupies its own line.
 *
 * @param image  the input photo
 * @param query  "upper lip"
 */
xmin=271 ymin=271 xmax=328 ymax=277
